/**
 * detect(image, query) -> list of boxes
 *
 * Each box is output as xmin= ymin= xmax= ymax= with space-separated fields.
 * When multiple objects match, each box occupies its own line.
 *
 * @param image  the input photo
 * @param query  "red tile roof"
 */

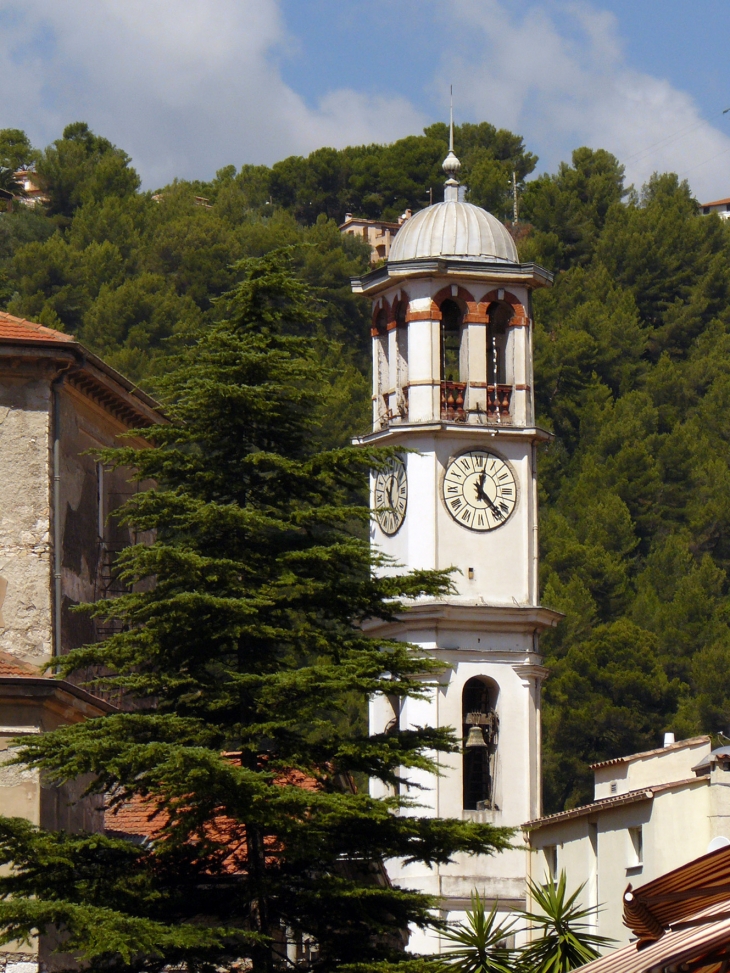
xmin=105 ymin=794 xmax=166 ymax=838
xmin=0 ymin=311 xmax=74 ymax=344
xmin=525 ymin=777 xmax=708 ymax=829
xmin=0 ymin=651 xmax=44 ymax=676
xmin=590 ymin=735 xmax=709 ymax=769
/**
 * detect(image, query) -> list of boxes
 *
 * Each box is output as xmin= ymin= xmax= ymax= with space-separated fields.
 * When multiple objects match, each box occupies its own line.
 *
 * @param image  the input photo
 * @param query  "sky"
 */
xmin=0 ymin=0 xmax=729 ymax=200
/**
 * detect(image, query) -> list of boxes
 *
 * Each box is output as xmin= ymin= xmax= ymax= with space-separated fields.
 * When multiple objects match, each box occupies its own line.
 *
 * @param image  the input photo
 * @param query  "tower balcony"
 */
xmin=440 ymin=381 xmax=513 ymax=422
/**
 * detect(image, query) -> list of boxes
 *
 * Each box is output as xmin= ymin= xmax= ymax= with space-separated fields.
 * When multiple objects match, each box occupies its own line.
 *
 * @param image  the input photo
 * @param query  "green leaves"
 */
xmin=441 ymin=876 xmax=613 ymax=973
xmin=439 ymin=893 xmax=515 ymax=973
xmin=519 ymin=874 xmax=613 ymax=973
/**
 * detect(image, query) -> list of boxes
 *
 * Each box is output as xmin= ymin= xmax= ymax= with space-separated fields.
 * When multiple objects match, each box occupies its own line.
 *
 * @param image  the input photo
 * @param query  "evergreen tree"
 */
xmin=0 ymin=250 xmax=512 ymax=973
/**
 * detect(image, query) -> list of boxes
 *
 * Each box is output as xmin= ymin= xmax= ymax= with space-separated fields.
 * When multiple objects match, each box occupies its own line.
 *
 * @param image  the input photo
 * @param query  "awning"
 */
xmin=623 ymin=846 xmax=730 ymax=944
xmin=579 ymin=900 xmax=730 ymax=973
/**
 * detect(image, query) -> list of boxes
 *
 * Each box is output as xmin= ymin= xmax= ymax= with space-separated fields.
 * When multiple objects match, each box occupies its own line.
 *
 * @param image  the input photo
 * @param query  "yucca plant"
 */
xmin=519 ymin=872 xmax=614 ymax=973
xmin=440 ymin=891 xmax=516 ymax=973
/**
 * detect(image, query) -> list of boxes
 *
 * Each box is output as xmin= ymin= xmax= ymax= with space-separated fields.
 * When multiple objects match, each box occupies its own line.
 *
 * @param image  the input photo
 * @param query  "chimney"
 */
xmin=664 ymin=732 xmax=676 ymax=748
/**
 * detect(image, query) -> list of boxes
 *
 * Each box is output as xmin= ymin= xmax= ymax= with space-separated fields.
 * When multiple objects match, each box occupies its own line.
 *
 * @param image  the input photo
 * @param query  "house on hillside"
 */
xmin=525 ymin=735 xmax=730 ymax=947
xmin=700 ymin=197 xmax=730 ymax=219
xmin=0 ymin=311 xmax=163 ymax=971
xmin=339 ymin=212 xmax=410 ymax=264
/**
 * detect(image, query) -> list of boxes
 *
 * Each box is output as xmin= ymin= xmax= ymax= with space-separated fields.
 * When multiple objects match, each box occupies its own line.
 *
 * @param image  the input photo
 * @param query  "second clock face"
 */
xmin=443 ymin=450 xmax=516 ymax=531
xmin=374 ymin=456 xmax=407 ymax=535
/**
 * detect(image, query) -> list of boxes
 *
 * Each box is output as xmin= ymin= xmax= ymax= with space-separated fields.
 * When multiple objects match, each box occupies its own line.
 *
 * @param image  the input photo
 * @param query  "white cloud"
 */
xmin=0 ymin=0 xmax=427 ymax=186
xmin=436 ymin=0 xmax=730 ymax=202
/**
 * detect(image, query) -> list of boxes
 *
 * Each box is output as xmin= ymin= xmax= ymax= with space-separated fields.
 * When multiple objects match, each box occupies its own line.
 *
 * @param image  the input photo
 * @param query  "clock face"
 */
xmin=443 ymin=450 xmax=516 ymax=531
xmin=374 ymin=456 xmax=408 ymax=536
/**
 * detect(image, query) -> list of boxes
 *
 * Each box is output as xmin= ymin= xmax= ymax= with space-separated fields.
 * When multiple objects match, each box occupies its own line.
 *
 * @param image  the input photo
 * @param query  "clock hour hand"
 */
xmin=474 ymin=472 xmax=502 ymax=518
xmin=386 ymin=477 xmax=396 ymax=509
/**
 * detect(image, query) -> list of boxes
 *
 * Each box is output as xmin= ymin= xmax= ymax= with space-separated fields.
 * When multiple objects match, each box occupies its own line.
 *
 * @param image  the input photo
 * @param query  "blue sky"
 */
xmin=0 ymin=0 xmax=729 ymax=200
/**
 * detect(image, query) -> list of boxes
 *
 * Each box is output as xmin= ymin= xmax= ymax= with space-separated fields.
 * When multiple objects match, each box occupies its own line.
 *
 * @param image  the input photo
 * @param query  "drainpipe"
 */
xmin=51 ymin=360 xmax=77 ymax=659
xmin=531 ymin=441 xmax=539 ymax=606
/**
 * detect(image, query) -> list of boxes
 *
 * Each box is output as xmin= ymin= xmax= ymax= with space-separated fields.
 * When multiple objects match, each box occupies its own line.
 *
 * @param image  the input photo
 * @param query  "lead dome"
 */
xmin=388 ymin=199 xmax=518 ymax=264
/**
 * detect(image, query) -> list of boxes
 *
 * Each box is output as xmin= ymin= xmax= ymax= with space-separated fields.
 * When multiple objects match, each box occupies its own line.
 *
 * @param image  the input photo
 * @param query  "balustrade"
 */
xmin=440 ymin=382 xmax=513 ymax=420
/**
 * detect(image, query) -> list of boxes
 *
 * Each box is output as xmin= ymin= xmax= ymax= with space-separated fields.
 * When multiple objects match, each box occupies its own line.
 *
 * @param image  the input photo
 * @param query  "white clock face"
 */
xmin=443 ymin=450 xmax=516 ymax=531
xmin=374 ymin=456 xmax=407 ymax=536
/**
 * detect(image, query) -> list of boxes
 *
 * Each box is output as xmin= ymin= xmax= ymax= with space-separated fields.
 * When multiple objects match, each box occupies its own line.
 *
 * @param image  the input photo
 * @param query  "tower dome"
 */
xmin=389 ymin=100 xmax=518 ymax=265
xmin=388 ymin=199 xmax=518 ymax=263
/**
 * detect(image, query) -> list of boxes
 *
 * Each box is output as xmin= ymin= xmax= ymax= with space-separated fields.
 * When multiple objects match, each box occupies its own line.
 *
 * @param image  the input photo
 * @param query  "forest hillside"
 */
xmin=1 ymin=122 xmax=729 ymax=811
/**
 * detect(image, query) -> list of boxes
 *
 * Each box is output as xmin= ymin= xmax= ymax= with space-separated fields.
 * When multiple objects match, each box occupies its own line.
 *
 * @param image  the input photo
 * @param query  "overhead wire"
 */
xmin=622 ymin=106 xmax=730 ymax=167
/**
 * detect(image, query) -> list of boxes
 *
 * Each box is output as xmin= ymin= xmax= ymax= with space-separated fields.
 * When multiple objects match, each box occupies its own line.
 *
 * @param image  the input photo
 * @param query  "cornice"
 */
xmin=0 ymin=341 xmax=164 ymax=430
xmin=353 ymin=422 xmax=553 ymax=446
xmin=352 ymin=259 xmax=553 ymax=297
xmin=362 ymin=601 xmax=563 ymax=637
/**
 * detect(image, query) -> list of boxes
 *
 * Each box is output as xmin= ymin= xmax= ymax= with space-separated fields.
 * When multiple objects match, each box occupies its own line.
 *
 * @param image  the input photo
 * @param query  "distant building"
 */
xmin=525 ymin=735 xmax=730 ymax=948
xmin=13 ymin=170 xmax=49 ymax=208
xmin=700 ymin=197 xmax=730 ymax=219
xmin=339 ymin=212 xmax=410 ymax=264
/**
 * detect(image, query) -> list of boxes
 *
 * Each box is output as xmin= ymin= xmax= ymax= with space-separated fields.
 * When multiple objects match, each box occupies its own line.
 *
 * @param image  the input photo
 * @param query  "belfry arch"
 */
xmin=462 ymin=676 xmax=500 ymax=811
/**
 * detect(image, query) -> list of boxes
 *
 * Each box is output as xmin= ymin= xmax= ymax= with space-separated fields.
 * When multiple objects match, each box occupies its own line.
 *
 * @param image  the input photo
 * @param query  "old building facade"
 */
xmin=0 ymin=311 xmax=162 ymax=970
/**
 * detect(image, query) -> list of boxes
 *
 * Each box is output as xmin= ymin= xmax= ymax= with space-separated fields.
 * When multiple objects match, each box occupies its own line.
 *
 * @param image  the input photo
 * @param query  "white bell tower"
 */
xmin=353 ymin=117 xmax=561 ymax=951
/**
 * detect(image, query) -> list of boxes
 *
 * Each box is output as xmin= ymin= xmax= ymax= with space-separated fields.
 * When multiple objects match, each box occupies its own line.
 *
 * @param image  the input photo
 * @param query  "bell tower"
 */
xmin=353 ymin=118 xmax=561 ymax=950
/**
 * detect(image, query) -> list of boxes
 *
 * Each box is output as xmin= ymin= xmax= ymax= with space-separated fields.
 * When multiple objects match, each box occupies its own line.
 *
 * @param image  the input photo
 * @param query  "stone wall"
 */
xmin=0 ymin=375 xmax=51 ymax=666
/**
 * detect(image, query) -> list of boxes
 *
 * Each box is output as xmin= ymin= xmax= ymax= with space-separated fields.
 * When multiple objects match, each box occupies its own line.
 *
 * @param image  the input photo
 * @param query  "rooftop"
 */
xmin=590 ymin=735 xmax=709 ymax=770
xmin=0 ymin=308 xmax=163 ymax=429
xmin=525 ymin=776 xmax=708 ymax=829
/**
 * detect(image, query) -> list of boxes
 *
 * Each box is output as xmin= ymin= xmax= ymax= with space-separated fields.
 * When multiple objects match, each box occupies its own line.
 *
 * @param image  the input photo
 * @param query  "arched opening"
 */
xmin=487 ymin=301 xmax=512 ymax=386
xmin=462 ymin=676 xmax=499 ymax=810
xmin=487 ymin=301 xmax=513 ymax=419
xmin=373 ymin=306 xmax=389 ymax=428
xmin=393 ymin=296 xmax=409 ymax=419
xmin=440 ymin=298 xmax=466 ymax=419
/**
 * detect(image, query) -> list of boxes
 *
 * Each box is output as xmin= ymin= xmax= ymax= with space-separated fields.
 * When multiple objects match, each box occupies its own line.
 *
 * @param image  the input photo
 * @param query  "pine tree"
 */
xmin=0 ymin=250 xmax=513 ymax=973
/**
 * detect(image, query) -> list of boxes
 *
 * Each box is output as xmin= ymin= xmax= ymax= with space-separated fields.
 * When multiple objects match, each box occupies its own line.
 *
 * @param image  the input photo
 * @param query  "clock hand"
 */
xmin=386 ymin=477 xmax=396 ymax=509
xmin=474 ymin=472 xmax=502 ymax=518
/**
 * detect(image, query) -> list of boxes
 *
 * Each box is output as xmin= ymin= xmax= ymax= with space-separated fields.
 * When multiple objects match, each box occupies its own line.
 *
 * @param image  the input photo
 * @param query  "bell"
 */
xmin=465 ymin=726 xmax=488 ymax=748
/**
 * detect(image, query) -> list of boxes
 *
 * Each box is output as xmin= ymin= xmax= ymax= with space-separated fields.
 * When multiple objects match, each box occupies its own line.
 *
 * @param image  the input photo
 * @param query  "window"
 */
xmin=628 ymin=827 xmax=643 ymax=867
xmin=462 ymin=677 xmax=499 ymax=810
xmin=610 ymin=780 xmax=617 ymax=794
xmin=544 ymin=844 xmax=558 ymax=882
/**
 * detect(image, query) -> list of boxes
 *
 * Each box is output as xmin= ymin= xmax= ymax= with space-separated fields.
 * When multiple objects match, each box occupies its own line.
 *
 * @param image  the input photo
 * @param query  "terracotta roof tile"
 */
xmin=525 ymin=776 xmax=708 ymax=829
xmin=590 ymin=736 xmax=709 ymax=770
xmin=105 ymin=795 xmax=166 ymax=838
xmin=0 ymin=651 xmax=44 ymax=676
xmin=0 ymin=311 xmax=74 ymax=344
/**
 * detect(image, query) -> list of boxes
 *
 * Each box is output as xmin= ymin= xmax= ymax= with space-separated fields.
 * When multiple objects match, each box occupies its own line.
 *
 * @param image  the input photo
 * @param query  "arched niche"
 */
xmin=462 ymin=676 xmax=500 ymax=810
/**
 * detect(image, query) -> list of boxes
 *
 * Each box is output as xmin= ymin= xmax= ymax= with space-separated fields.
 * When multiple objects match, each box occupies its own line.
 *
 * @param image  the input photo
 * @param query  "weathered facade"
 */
xmin=0 ymin=312 xmax=162 ymax=971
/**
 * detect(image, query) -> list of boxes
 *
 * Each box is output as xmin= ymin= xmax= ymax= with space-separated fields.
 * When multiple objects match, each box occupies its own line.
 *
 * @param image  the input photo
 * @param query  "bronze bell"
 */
xmin=465 ymin=726 xmax=488 ymax=748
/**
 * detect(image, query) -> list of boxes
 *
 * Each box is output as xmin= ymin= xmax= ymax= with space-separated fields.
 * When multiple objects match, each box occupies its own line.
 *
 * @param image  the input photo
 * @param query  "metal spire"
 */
xmin=449 ymin=85 xmax=454 ymax=153
xmin=442 ymin=84 xmax=461 ymax=201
